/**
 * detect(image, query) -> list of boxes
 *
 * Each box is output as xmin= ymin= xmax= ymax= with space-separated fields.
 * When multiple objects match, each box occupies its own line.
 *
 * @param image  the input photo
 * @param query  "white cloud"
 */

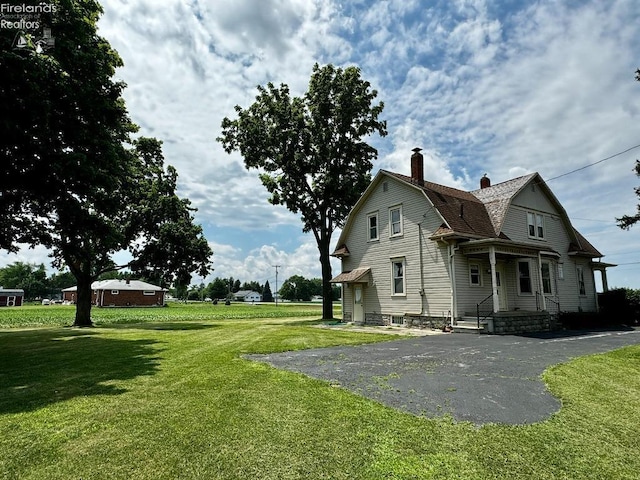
xmin=4 ymin=0 xmax=640 ymax=290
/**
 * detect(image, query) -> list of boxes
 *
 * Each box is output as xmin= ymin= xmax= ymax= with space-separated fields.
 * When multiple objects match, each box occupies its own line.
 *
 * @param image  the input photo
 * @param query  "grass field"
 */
xmin=0 ymin=304 xmax=639 ymax=479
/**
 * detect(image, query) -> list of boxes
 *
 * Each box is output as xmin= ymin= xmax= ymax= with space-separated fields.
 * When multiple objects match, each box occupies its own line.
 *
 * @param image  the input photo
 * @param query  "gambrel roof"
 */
xmin=333 ymin=169 xmax=602 ymax=258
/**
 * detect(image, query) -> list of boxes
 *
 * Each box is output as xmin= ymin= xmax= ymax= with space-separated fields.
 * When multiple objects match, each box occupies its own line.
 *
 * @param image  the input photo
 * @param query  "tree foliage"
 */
xmin=0 ymin=262 xmax=48 ymax=299
xmin=0 ymin=1 xmax=212 ymax=325
xmin=617 ymin=69 xmax=640 ymax=230
xmin=262 ymin=280 xmax=273 ymax=302
xmin=218 ymin=63 xmax=386 ymax=318
xmin=617 ymin=159 xmax=640 ymax=230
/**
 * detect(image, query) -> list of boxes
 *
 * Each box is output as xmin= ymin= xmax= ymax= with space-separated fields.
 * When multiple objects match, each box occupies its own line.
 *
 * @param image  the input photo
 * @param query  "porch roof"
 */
xmin=460 ymin=238 xmax=562 ymax=258
xmin=330 ymin=267 xmax=371 ymax=284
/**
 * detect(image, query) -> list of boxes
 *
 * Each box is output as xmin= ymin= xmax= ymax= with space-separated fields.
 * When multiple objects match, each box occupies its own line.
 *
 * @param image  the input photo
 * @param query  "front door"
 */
xmin=353 ymin=284 xmax=364 ymax=324
xmin=495 ymin=266 xmax=508 ymax=311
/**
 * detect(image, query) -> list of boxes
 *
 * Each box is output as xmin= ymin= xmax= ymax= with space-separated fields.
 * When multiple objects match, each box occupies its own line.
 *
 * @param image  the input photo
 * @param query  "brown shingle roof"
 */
xmin=470 ymin=173 xmax=536 ymax=234
xmin=386 ymin=171 xmax=497 ymax=238
xmin=330 ymin=268 xmax=371 ymax=283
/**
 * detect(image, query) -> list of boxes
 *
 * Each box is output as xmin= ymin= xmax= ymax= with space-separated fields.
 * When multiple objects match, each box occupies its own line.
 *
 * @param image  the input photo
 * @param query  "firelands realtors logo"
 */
xmin=1 ymin=2 xmax=56 ymax=30
xmin=1 ymin=3 xmax=56 ymax=52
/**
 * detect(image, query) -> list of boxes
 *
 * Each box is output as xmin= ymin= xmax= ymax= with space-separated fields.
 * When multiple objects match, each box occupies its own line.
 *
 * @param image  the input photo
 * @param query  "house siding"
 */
xmin=503 ymin=189 xmax=598 ymax=312
xmin=96 ymin=289 xmax=165 ymax=307
xmin=337 ymin=168 xmax=604 ymax=332
xmin=341 ymin=176 xmax=452 ymax=324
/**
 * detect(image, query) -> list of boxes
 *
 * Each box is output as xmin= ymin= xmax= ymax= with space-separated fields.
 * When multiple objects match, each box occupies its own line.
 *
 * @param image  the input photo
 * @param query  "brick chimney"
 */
xmin=411 ymin=148 xmax=424 ymax=186
xmin=480 ymin=173 xmax=491 ymax=189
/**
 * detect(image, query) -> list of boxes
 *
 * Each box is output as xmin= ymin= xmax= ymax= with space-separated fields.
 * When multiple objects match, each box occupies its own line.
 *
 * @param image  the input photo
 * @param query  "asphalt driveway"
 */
xmin=246 ymin=327 xmax=640 ymax=425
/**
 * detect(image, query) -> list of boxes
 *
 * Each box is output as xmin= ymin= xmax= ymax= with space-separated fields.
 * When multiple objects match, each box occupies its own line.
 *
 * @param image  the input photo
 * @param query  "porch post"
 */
xmin=537 ymin=252 xmax=546 ymax=311
xmin=489 ymin=246 xmax=499 ymax=312
xmin=600 ymin=269 xmax=609 ymax=292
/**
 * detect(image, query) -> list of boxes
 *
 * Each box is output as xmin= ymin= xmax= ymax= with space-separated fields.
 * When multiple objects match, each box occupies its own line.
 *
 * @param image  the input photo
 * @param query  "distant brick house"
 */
xmin=62 ymin=279 xmax=166 ymax=307
xmin=0 ymin=288 xmax=24 ymax=307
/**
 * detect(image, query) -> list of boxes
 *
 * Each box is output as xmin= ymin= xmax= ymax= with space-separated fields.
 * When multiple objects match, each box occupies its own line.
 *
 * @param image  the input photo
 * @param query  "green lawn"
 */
xmin=0 ymin=305 xmax=639 ymax=479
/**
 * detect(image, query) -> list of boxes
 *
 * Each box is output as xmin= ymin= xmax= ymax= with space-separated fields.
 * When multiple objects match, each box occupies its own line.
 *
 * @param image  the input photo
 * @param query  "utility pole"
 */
xmin=273 ymin=265 xmax=280 ymax=306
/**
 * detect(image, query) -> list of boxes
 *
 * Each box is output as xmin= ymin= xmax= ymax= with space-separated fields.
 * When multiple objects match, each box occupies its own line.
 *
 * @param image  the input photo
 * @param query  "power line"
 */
xmin=547 ymin=143 xmax=640 ymax=182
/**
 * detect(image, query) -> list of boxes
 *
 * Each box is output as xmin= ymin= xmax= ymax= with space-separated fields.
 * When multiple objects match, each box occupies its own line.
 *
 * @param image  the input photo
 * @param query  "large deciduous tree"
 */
xmin=218 ymin=63 xmax=387 ymax=319
xmin=0 ymin=1 xmax=212 ymax=326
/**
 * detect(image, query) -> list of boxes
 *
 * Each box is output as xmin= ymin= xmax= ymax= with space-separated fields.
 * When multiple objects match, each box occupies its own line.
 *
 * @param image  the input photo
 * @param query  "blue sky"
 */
xmin=3 ymin=0 xmax=640 ymax=289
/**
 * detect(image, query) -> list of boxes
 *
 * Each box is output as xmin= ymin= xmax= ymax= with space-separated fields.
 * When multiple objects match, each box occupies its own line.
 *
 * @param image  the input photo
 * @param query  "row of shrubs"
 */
xmin=559 ymin=288 xmax=640 ymax=329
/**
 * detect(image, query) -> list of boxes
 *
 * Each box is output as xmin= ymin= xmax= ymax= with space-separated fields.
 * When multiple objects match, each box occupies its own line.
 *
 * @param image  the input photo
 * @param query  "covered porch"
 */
xmin=454 ymin=239 xmax=568 ymax=334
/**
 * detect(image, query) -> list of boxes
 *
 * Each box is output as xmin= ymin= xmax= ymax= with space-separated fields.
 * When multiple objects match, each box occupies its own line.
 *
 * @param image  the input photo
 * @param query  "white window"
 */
xmin=541 ymin=262 xmax=553 ymax=295
xmin=576 ymin=266 xmax=586 ymax=295
xmin=517 ymin=260 xmax=532 ymax=294
xmin=527 ymin=212 xmax=544 ymax=239
xmin=143 ymin=291 xmax=155 ymax=296
xmin=469 ymin=264 xmax=481 ymax=286
xmin=389 ymin=206 xmax=403 ymax=237
xmin=111 ymin=290 xmax=119 ymax=295
xmin=391 ymin=258 xmax=405 ymax=295
xmin=391 ymin=315 xmax=404 ymax=325
xmin=367 ymin=212 xmax=379 ymax=241
xmin=557 ymin=263 xmax=565 ymax=280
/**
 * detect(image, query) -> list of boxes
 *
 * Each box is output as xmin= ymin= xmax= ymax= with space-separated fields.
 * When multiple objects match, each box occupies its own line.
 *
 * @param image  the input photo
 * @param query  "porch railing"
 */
xmin=535 ymin=292 xmax=561 ymax=315
xmin=476 ymin=293 xmax=494 ymax=329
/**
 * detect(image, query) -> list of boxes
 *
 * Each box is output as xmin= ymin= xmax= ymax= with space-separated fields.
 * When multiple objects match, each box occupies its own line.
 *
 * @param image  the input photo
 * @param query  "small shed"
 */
xmin=62 ymin=279 xmax=166 ymax=307
xmin=0 ymin=288 xmax=25 ymax=307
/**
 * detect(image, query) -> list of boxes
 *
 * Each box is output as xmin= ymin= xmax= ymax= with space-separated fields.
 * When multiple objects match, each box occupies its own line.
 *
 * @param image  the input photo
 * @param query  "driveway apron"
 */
xmin=246 ymin=328 xmax=640 ymax=425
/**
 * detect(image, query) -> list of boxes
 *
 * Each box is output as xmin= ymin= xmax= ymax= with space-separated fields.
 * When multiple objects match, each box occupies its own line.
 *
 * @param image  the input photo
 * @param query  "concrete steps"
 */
xmin=452 ymin=317 xmax=489 ymax=334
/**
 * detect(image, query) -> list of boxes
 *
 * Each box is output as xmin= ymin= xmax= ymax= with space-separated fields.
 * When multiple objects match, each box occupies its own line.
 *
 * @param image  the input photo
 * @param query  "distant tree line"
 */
xmin=0 ymin=262 xmax=134 ymax=300
xmin=0 ymin=262 xmax=342 ymax=304
xmin=183 ymin=275 xmax=341 ymax=302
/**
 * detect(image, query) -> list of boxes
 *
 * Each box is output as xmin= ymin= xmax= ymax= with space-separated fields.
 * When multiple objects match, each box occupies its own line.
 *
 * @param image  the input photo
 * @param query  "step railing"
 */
xmin=476 ymin=293 xmax=494 ymax=329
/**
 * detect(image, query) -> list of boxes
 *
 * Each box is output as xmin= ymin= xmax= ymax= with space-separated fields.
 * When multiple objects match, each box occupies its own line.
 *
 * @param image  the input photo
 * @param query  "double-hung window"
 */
xmin=367 ymin=212 xmax=379 ymax=241
xmin=469 ymin=264 xmax=481 ymax=286
xmin=389 ymin=206 xmax=403 ymax=237
xmin=541 ymin=262 xmax=553 ymax=295
xmin=576 ymin=266 xmax=586 ymax=295
xmin=527 ymin=212 xmax=544 ymax=239
xmin=517 ymin=260 xmax=532 ymax=294
xmin=391 ymin=258 xmax=405 ymax=295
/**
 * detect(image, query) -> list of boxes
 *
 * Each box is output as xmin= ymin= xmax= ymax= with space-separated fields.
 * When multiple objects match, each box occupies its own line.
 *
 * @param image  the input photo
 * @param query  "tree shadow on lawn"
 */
xmin=106 ymin=322 xmax=219 ymax=331
xmin=0 ymin=329 xmax=162 ymax=414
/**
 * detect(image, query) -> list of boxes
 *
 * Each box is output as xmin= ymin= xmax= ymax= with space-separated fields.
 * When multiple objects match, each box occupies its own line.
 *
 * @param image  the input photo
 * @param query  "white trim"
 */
xmin=469 ymin=263 xmax=482 ymax=287
xmin=389 ymin=205 xmax=403 ymax=238
xmin=517 ymin=259 xmax=533 ymax=295
xmin=391 ymin=257 xmax=406 ymax=296
xmin=527 ymin=211 xmax=545 ymax=240
xmin=367 ymin=212 xmax=379 ymax=241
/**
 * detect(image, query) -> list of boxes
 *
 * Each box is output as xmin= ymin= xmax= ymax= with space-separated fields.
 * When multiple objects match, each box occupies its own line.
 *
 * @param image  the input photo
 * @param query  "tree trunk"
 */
xmin=73 ymin=274 xmax=94 ymax=327
xmin=319 ymin=237 xmax=334 ymax=320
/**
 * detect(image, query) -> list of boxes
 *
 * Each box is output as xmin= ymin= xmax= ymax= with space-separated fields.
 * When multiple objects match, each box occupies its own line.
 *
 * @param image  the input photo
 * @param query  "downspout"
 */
xmin=489 ymin=246 xmax=499 ymax=313
xmin=537 ymin=252 xmax=546 ymax=311
xmin=447 ymin=241 xmax=459 ymax=324
xmin=418 ymin=222 xmax=425 ymax=315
